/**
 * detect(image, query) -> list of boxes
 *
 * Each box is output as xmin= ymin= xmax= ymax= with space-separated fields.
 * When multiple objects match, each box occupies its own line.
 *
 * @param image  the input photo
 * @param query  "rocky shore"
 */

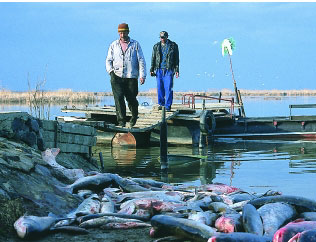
xmin=0 ymin=136 xmax=154 ymax=241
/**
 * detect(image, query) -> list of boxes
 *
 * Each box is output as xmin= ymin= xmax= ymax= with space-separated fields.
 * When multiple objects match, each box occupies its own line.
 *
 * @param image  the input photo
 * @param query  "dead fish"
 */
xmin=258 ymin=202 xmax=297 ymax=237
xmin=116 ymin=190 xmax=184 ymax=203
xmin=77 ymin=189 xmax=94 ymax=199
xmin=79 ymin=216 xmax=144 ymax=228
xmin=208 ymin=232 xmax=271 ymax=242
xmin=150 ymin=214 xmax=216 ymax=241
xmin=119 ymin=198 xmax=184 ymax=215
xmin=249 ymin=195 xmax=316 ymax=212
xmin=130 ymin=177 xmax=166 ymax=188
xmin=100 ymin=221 xmax=151 ymax=229
xmin=288 ymin=229 xmax=316 ymax=242
xmin=77 ymin=212 xmax=150 ymax=224
xmin=203 ymin=183 xmax=240 ymax=194
xmin=188 ymin=195 xmax=213 ymax=210
xmin=41 ymin=148 xmax=62 ymax=168
xmin=14 ymin=215 xmax=57 ymax=239
xmin=188 ymin=211 xmax=217 ymax=226
xmin=215 ymin=213 xmax=243 ymax=233
xmin=273 ymin=219 xmax=316 ymax=242
xmin=298 ymin=212 xmax=316 ymax=221
xmin=242 ymin=203 xmax=264 ymax=236
xmin=113 ymin=175 xmax=150 ymax=192
xmin=208 ymin=202 xmax=232 ymax=213
xmin=64 ymin=173 xmax=115 ymax=193
xmin=229 ymin=192 xmax=257 ymax=203
xmin=54 ymin=167 xmax=85 ymax=181
xmin=74 ymin=194 xmax=101 ymax=217
xmin=49 ymin=225 xmax=89 ymax=235
xmin=100 ymin=194 xmax=115 ymax=213
xmin=229 ymin=200 xmax=249 ymax=211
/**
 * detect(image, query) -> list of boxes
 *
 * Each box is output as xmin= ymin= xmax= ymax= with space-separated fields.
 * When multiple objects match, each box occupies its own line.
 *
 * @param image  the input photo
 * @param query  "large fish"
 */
xmin=72 ymin=194 xmax=101 ymax=217
xmin=299 ymin=212 xmax=316 ymax=221
xmin=100 ymin=221 xmax=151 ymax=229
xmin=208 ymin=232 xmax=272 ymax=242
xmin=273 ymin=219 xmax=316 ymax=242
xmin=202 ymin=183 xmax=240 ymax=194
xmin=100 ymin=194 xmax=115 ymax=213
xmin=249 ymin=195 xmax=316 ymax=212
xmin=119 ymin=198 xmax=184 ymax=215
xmin=215 ymin=213 xmax=243 ymax=233
xmin=258 ymin=202 xmax=297 ymax=237
xmin=14 ymin=215 xmax=57 ymax=239
xmin=113 ymin=175 xmax=150 ymax=192
xmin=188 ymin=211 xmax=217 ymax=226
xmin=130 ymin=177 xmax=166 ymax=189
xmin=42 ymin=148 xmax=85 ymax=181
xmin=150 ymin=214 xmax=216 ymax=241
xmin=242 ymin=203 xmax=264 ymax=236
xmin=77 ymin=212 xmax=150 ymax=224
xmin=65 ymin=173 xmax=115 ymax=193
xmin=288 ymin=229 xmax=316 ymax=242
xmin=79 ymin=215 xmax=145 ymax=228
xmin=116 ymin=190 xmax=184 ymax=203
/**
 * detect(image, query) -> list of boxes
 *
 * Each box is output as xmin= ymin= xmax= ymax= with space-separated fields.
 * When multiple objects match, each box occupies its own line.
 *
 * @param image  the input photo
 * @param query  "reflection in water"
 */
xmin=93 ymin=139 xmax=316 ymax=200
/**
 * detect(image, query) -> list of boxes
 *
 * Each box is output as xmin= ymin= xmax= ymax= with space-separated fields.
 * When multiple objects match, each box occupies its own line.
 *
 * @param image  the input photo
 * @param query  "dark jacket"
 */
xmin=150 ymin=40 xmax=179 ymax=74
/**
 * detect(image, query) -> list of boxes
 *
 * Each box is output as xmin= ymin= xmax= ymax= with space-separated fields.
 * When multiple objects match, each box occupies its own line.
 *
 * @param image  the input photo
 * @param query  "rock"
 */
xmin=0 ymin=136 xmax=97 ymax=217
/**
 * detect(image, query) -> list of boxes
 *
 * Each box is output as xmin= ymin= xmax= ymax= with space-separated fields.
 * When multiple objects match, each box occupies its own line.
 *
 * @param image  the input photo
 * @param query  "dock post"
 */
xmin=160 ymin=106 xmax=168 ymax=170
xmin=99 ymin=152 xmax=105 ymax=172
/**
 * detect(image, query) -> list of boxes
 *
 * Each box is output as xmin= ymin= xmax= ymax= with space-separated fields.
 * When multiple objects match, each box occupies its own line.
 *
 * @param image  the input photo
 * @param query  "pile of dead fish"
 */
xmin=13 ymin=150 xmax=316 ymax=241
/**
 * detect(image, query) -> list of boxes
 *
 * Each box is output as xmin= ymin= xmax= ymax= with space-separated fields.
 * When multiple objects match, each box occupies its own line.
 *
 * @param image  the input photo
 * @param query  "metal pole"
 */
xmin=99 ymin=152 xmax=104 ymax=172
xmin=160 ymin=106 xmax=168 ymax=170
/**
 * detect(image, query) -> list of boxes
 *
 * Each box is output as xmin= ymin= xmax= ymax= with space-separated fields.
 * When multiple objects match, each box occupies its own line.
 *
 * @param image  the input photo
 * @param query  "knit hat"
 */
xmin=118 ymin=23 xmax=129 ymax=32
xmin=160 ymin=31 xmax=168 ymax=38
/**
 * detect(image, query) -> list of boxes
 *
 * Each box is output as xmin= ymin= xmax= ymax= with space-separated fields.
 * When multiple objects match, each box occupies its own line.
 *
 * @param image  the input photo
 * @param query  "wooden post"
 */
xmin=160 ymin=107 xmax=168 ymax=170
xmin=99 ymin=152 xmax=104 ymax=171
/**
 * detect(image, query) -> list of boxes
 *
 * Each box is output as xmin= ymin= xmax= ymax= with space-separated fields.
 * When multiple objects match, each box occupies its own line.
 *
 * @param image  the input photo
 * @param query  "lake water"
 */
xmin=2 ymin=95 xmax=316 ymax=199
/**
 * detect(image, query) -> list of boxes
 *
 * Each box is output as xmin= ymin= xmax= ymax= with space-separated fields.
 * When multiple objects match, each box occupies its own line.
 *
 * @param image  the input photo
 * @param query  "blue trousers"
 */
xmin=156 ymin=69 xmax=174 ymax=110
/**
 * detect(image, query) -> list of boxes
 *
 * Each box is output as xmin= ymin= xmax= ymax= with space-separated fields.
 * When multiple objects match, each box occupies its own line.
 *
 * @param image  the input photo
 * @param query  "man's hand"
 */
xmin=175 ymin=72 xmax=179 ymax=78
xmin=140 ymin=78 xmax=145 ymax=85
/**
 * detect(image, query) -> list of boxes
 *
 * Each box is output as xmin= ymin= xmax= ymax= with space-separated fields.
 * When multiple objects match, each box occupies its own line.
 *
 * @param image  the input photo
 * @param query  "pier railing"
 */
xmin=181 ymin=94 xmax=235 ymax=116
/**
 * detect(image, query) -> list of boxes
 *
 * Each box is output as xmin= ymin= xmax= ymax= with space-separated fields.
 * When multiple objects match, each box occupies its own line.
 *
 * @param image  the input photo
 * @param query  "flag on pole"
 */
xmin=221 ymin=37 xmax=236 ymax=56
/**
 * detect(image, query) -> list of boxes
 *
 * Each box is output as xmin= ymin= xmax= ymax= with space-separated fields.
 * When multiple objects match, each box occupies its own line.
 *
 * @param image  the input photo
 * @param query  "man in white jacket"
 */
xmin=106 ymin=23 xmax=146 ymax=128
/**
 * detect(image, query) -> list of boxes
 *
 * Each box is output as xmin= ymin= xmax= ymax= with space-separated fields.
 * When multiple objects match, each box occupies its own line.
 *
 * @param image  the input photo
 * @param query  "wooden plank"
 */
xmin=42 ymin=131 xmax=97 ymax=146
xmin=45 ymin=142 xmax=90 ymax=153
xmin=289 ymin=104 xmax=316 ymax=109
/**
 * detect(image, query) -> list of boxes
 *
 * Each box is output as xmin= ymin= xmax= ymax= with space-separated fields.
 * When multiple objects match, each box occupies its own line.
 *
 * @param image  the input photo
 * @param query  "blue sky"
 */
xmin=1 ymin=2 xmax=316 ymax=92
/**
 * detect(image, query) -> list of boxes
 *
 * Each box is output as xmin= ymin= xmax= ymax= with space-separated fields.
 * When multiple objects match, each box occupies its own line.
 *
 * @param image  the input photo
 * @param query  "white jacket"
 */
xmin=105 ymin=38 xmax=146 ymax=79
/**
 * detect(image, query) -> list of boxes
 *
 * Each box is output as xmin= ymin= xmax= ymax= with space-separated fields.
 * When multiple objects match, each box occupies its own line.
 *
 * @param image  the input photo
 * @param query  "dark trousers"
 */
xmin=110 ymin=74 xmax=139 ymax=124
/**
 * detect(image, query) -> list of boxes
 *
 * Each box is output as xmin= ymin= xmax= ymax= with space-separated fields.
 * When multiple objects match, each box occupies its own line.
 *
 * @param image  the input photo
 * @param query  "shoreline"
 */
xmin=1 ymin=89 xmax=316 ymax=104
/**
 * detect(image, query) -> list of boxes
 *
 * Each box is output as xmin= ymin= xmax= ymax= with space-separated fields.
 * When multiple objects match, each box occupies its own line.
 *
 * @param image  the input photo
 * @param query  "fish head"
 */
xmin=14 ymin=216 xmax=28 ymax=239
xmin=207 ymin=237 xmax=216 ymax=242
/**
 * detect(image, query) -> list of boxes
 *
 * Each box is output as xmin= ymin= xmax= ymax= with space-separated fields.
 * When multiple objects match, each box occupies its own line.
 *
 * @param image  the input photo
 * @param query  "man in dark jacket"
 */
xmin=150 ymin=31 xmax=179 ymax=111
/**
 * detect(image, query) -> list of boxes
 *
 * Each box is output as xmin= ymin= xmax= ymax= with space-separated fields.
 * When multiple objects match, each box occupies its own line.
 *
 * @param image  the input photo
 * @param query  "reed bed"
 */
xmin=0 ymin=89 xmax=101 ymax=104
xmin=1 ymin=89 xmax=316 ymax=104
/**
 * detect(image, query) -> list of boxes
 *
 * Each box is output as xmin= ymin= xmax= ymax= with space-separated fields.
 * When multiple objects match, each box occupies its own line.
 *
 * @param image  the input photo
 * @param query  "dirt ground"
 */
xmin=2 ymin=228 xmax=156 ymax=242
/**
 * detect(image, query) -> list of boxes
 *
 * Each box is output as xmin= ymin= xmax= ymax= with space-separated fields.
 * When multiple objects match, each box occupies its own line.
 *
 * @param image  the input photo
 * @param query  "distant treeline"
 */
xmin=1 ymin=88 xmax=316 ymax=104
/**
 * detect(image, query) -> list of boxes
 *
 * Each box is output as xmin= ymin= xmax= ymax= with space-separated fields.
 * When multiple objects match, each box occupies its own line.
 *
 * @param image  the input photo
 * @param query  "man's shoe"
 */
xmin=129 ymin=117 xmax=137 ymax=127
xmin=158 ymin=105 xmax=163 ymax=110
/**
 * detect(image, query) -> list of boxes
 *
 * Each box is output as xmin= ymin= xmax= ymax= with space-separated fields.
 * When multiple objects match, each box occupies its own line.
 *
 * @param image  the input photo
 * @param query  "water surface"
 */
xmin=3 ymin=96 xmax=316 ymax=199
